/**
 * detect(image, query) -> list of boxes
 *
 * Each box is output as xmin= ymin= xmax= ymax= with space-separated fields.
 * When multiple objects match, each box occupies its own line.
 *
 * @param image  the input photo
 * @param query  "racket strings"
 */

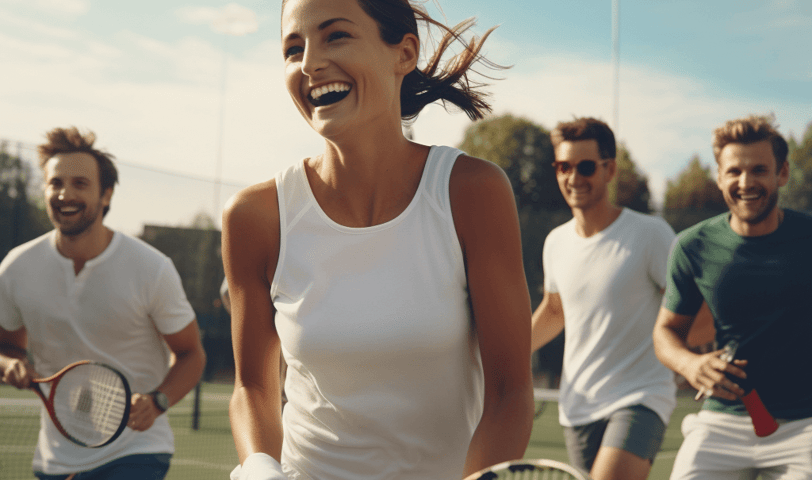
xmin=502 ymin=469 xmax=576 ymax=480
xmin=52 ymin=364 xmax=128 ymax=446
xmin=475 ymin=461 xmax=590 ymax=480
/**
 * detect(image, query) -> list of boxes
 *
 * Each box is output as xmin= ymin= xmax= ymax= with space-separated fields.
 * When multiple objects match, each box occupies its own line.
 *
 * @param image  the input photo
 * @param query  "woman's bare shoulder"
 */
xmin=222 ymin=178 xmax=281 ymax=272
xmin=450 ymin=154 xmax=510 ymax=190
xmin=449 ymin=154 xmax=512 ymax=209
xmin=224 ymin=179 xmax=280 ymax=230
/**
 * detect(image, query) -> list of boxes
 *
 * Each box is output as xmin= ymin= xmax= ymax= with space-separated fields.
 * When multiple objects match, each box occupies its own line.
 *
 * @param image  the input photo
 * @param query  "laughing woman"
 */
xmin=224 ymin=0 xmax=534 ymax=478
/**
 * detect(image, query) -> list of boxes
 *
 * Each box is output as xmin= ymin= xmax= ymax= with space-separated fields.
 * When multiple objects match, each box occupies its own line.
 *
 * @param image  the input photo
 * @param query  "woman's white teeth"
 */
xmin=311 ymin=83 xmax=350 ymax=100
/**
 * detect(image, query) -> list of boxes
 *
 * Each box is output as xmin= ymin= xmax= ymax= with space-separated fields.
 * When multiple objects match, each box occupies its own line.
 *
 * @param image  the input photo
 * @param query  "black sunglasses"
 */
xmin=551 ymin=159 xmax=608 ymax=177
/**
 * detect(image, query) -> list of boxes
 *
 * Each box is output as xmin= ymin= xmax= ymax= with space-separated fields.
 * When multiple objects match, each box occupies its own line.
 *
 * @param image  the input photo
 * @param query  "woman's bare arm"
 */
xmin=223 ymin=181 xmax=285 ymax=463
xmin=451 ymin=156 xmax=535 ymax=476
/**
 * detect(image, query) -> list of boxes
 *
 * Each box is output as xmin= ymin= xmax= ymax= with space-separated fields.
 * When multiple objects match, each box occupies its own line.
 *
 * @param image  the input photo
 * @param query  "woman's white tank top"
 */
xmin=272 ymin=146 xmax=484 ymax=479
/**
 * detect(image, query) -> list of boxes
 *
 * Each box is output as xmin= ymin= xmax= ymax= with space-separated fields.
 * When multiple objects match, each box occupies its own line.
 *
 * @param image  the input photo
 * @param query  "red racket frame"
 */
xmin=31 ymin=360 xmax=132 ymax=448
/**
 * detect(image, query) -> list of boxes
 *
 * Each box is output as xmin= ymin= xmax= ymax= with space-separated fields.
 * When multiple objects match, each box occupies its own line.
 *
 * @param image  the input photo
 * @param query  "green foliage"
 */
xmin=663 ymin=155 xmax=728 ymax=233
xmin=458 ymin=114 xmax=572 ymax=303
xmin=458 ymin=114 xmax=566 ymax=211
xmin=139 ymin=224 xmax=229 ymax=380
xmin=139 ymin=225 xmax=224 ymax=323
xmin=608 ymin=143 xmax=652 ymax=213
xmin=0 ymin=143 xmax=52 ymax=261
xmin=189 ymin=211 xmax=217 ymax=229
xmin=780 ymin=121 xmax=812 ymax=213
xmin=458 ymin=115 xmax=571 ymax=377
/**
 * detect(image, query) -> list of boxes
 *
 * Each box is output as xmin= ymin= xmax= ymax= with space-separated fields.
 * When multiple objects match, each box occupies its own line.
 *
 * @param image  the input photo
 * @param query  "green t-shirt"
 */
xmin=664 ymin=209 xmax=812 ymax=420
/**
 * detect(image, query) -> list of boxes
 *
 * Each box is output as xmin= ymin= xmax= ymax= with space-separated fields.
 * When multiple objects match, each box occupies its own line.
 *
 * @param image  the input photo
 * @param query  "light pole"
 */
xmin=211 ymin=4 xmax=258 ymax=223
xmin=611 ymin=0 xmax=620 ymax=136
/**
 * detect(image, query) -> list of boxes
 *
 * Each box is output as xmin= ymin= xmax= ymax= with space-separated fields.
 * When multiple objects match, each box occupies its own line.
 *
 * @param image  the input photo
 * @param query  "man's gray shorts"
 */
xmin=563 ymin=404 xmax=666 ymax=473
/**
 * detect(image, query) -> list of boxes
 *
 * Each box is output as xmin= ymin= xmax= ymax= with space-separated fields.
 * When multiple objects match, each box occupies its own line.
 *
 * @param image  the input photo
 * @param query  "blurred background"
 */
xmin=1 ymin=1 xmax=811 ymax=478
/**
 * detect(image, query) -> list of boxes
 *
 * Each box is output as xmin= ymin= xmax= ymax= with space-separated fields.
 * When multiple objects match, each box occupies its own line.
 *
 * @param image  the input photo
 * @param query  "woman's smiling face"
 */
xmin=281 ymin=0 xmax=408 ymax=139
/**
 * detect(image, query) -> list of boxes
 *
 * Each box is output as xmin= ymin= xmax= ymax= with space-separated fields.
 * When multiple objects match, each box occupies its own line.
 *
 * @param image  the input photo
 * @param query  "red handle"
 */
xmin=741 ymin=389 xmax=779 ymax=437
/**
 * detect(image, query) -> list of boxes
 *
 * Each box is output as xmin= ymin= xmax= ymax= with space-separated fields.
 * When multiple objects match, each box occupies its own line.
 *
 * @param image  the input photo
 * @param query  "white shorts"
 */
xmin=670 ymin=410 xmax=812 ymax=480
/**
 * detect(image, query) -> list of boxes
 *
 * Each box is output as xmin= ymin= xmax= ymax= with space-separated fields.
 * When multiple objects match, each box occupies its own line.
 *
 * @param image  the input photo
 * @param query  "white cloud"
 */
xmin=3 ymin=0 xmax=90 ymax=16
xmin=177 ymin=3 xmax=259 ymax=36
xmin=176 ymin=6 xmax=220 ymax=25
xmin=0 ymin=8 xmax=78 ymax=39
xmin=37 ymin=0 xmax=89 ymax=15
xmin=0 ymin=30 xmax=75 ymax=60
xmin=768 ymin=15 xmax=812 ymax=29
xmin=212 ymin=3 xmax=258 ymax=36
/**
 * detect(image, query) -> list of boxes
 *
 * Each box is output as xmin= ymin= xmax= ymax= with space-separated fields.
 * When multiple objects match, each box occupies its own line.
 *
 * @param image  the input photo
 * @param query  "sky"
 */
xmin=1 ymin=0 xmax=810 ymax=235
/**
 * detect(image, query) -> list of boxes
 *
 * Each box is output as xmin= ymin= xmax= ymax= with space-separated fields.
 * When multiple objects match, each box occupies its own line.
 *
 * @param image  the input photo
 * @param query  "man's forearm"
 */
xmin=156 ymin=348 xmax=206 ymax=406
xmin=653 ymin=324 xmax=697 ymax=377
xmin=530 ymin=321 xmax=564 ymax=352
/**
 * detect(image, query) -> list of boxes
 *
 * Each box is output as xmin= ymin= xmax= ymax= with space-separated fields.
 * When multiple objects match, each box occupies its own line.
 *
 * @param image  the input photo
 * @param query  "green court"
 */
xmin=1 ymin=382 xmax=700 ymax=480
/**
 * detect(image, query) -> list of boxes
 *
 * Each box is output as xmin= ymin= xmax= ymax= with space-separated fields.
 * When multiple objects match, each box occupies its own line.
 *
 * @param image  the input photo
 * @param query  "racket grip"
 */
xmin=741 ymin=389 xmax=778 ymax=437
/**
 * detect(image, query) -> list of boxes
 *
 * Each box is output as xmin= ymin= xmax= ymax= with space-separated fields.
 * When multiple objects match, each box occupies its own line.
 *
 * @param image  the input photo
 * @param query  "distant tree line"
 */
xmin=0 ymin=142 xmax=51 ymax=261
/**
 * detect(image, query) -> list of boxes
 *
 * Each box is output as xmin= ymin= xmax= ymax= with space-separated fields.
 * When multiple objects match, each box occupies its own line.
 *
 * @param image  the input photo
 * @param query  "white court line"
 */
xmin=656 ymin=451 xmax=679 ymax=460
xmin=534 ymin=388 xmax=560 ymax=402
xmin=0 ymin=398 xmax=39 ymax=407
xmin=171 ymin=458 xmax=234 ymax=471
xmin=1 ymin=445 xmax=36 ymax=454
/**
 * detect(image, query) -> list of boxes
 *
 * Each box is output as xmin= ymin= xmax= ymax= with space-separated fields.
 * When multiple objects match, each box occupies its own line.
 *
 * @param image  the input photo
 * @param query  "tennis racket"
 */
xmin=464 ymin=459 xmax=592 ymax=480
xmin=533 ymin=388 xmax=559 ymax=419
xmin=31 ymin=360 xmax=131 ymax=448
xmin=533 ymin=400 xmax=547 ymax=419
xmin=695 ymin=340 xmax=778 ymax=437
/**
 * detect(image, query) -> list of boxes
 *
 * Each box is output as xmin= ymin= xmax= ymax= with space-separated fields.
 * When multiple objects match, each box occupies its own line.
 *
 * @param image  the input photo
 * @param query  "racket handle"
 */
xmin=741 ymin=389 xmax=778 ymax=437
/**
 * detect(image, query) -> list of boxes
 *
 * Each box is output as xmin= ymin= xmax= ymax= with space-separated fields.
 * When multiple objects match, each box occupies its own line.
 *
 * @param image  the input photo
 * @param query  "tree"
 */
xmin=140 ymin=223 xmax=228 ymax=380
xmin=663 ymin=155 xmax=727 ymax=233
xmin=458 ymin=114 xmax=571 ymax=302
xmin=780 ymin=121 xmax=812 ymax=214
xmin=0 ymin=142 xmax=51 ymax=261
xmin=458 ymin=114 xmax=567 ymax=212
xmin=608 ymin=143 xmax=652 ymax=213
xmin=458 ymin=114 xmax=571 ymax=382
xmin=189 ymin=211 xmax=217 ymax=230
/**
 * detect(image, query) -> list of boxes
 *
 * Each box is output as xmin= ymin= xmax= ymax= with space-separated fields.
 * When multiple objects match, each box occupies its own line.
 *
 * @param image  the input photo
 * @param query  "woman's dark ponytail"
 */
xmin=356 ymin=1 xmax=505 ymax=121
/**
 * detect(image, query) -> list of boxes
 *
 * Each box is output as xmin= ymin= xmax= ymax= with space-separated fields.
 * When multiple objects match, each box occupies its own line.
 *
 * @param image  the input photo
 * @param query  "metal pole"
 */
xmin=612 ymin=0 xmax=620 ymax=135
xmin=213 ymin=37 xmax=228 ymax=224
xmin=192 ymin=379 xmax=202 ymax=430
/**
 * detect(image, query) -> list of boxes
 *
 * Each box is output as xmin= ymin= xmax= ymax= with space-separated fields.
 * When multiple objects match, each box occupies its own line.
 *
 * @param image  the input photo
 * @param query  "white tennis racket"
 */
xmin=31 ymin=360 xmax=131 ymax=448
xmin=464 ymin=459 xmax=592 ymax=480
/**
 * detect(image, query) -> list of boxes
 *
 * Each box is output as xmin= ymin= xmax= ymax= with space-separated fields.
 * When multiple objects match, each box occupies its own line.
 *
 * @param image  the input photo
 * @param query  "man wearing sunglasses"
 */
xmin=530 ymin=117 xmax=677 ymax=480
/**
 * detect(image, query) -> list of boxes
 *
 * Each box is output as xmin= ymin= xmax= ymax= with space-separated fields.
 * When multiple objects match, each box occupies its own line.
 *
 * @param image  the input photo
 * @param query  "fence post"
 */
xmin=192 ymin=380 xmax=202 ymax=430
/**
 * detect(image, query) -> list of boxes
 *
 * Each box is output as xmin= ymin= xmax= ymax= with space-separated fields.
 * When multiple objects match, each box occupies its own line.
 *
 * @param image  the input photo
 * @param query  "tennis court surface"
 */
xmin=1 ymin=384 xmax=699 ymax=479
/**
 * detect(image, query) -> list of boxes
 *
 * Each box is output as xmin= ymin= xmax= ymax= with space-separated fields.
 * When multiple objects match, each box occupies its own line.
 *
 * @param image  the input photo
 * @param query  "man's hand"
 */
xmin=1 ymin=357 xmax=36 ymax=389
xmin=127 ymin=393 xmax=163 ymax=431
xmin=684 ymin=349 xmax=747 ymax=401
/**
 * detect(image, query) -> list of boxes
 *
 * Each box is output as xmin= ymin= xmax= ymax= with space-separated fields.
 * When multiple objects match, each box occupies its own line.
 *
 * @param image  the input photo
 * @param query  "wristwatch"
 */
xmin=149 ymin=390 xmax=169 ymax=413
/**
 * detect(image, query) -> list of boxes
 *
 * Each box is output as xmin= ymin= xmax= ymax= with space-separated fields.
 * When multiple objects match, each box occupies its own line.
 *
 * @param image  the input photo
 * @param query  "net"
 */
xmin=466 ymin=459 xmax=591 ymax=480
xmin=51 ymin=363 xmax=130 ymax=447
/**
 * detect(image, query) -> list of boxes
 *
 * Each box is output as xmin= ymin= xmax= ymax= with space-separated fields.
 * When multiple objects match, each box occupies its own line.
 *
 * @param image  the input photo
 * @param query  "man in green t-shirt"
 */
xmin=653 ymin=115 xmax=812 ymax=479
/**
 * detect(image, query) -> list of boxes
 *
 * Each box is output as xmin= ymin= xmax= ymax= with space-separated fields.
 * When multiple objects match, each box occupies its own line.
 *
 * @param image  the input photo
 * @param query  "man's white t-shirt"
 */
xmin=0 ymin=231 xmax=195 ymax=474
xmin=543 ymin=208 xmax=677 ymax=427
